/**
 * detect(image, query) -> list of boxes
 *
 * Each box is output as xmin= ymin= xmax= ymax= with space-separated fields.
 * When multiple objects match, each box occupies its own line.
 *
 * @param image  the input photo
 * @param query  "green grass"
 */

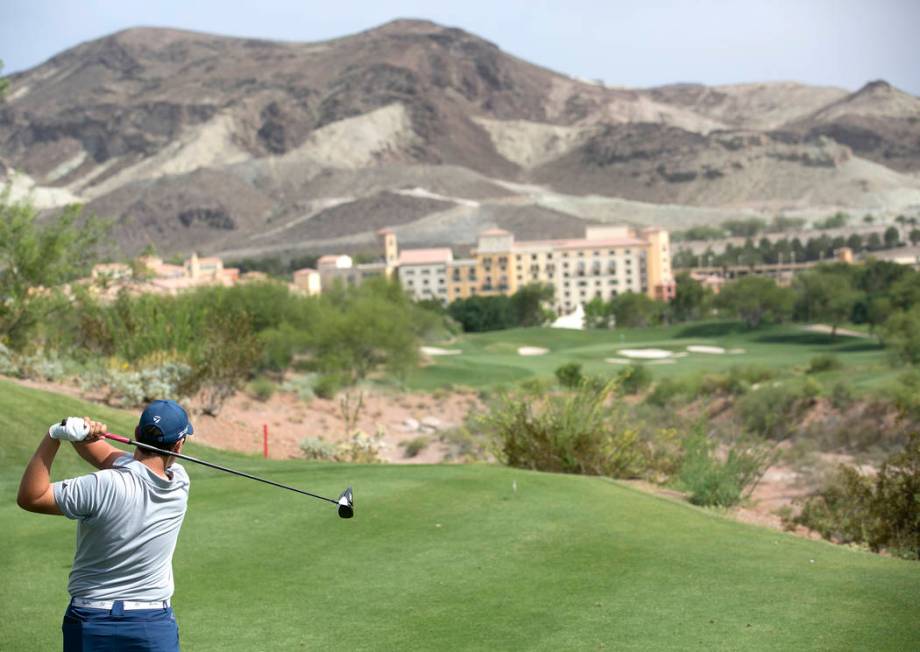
xmin=2 ymin=379 xmax=919 ymax=650
xmin=406 ymin=321 xmax=898 ymax=392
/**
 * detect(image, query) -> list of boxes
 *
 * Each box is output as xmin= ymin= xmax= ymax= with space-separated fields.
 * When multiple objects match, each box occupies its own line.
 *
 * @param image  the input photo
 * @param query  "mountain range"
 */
xmin=2 ymin=19 xmax=919 ymax=259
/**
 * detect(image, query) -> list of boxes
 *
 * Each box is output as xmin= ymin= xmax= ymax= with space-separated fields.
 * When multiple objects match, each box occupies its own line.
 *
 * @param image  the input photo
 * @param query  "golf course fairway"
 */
xmin=2 ymin=380 xmax=918 ymax=650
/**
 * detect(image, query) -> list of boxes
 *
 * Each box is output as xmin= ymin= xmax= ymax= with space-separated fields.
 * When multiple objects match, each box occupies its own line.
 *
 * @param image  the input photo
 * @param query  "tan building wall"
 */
xmin=447 ymin=259 xmax=478 ymax=302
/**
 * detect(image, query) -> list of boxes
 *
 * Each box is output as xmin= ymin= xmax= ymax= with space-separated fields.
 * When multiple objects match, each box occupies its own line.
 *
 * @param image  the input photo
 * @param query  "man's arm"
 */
xmin=72 ymin=416 xmax=123 ymax=470
xmin=17 ymin=434 xmax=64 ymax=515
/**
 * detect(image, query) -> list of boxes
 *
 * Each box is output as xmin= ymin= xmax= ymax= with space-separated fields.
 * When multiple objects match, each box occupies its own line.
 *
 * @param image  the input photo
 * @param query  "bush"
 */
xmin=792 ymin=433 xmax=920 ymax=559
xmin=736 ymin=383 xmax=814 ymax=440
xmin=248 ymin=377 xmax=275 ymax=402
xmin=891 ymin=370 xmax=920 ymax=421
xmin=299 ymin=437 xmax=339 ymax=461
xmin=93 ymin=361 xmax=192 ymax=407
xmin=646 ymin=377 xmax=701 ymax=407
xmin=807 ymin=354 xmax=842 ymax=374
xmin=696 ymin=365 xmax=775 ymax=398
xmin=678 ymin=430 xmax=774 ymax=507
xmin=830 ymin=381 xmax=854 ymax=410
xmin=617 ymin=364 xmax=652 ymax=395
xmin=554 ymin=362 xmax=583 ymax=388
xmin=314 ymin=373 xmax=345 ymax=399
xmin=402 ymin=436 xmax=430 ymax=458
xmin=480 ymin=381 xmax=648 ymax=478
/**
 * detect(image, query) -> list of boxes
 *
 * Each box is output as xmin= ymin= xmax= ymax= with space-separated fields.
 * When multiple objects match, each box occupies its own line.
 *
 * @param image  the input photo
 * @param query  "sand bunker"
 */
xmin=617 ymin=349 xmax=674 ymax=359
xmin=518 ymin=346 xmax=548 ymax=356
xmin=420 ymin=346 xmax=462 ymax=356
xmin=687 ymin=345 xmax=726 ymax=354
xmin=605 ymin=358 xmax=631 ymax=365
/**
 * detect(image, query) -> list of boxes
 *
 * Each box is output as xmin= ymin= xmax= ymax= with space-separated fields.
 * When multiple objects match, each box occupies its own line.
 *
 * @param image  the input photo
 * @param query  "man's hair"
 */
xmin=138 ymin=425 xmax=182 ymax=457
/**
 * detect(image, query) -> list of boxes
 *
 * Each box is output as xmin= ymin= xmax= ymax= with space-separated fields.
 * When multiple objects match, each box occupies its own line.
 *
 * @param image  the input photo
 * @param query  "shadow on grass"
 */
xmin=756 ymin=332 xmax=884 ymax=351
xmin=676 ymin=321 xmax=748 ymax=338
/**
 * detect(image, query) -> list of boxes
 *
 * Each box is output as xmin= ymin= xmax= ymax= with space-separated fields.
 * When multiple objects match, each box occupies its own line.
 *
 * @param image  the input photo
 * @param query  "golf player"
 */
xmin=17 ymin=399 xmax=193 ymax=651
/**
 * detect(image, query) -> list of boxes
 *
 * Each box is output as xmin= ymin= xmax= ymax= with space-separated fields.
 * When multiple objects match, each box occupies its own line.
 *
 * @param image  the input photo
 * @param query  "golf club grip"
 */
xmin=101 ymin=433 xmax=339 ymax=505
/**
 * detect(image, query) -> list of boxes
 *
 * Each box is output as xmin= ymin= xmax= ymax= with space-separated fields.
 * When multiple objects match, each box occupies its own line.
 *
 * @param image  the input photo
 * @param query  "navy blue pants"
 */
xmin=62 ymin=600 xmax=180 ymax=652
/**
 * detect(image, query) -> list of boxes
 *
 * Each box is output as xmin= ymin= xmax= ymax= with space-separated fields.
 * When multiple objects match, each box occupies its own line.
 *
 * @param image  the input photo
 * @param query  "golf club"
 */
xmin=101 ymin=433 xmax=354 ymax=518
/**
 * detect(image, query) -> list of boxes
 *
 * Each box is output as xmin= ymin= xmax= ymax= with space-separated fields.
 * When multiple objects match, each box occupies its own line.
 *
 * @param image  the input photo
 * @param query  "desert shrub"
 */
xmin=314 ymin=373 xmax=345 ymax=399
xmin=16 ymin=351 xmax=67 ymax=381
xmin=696 ymin=365 xmax=773 ymax=398
xmin=0 ymin=343 xmax=17 ymax=375
xmin=617 ymin=364 xmax=652 ymax=395
xmin=807 ymin=354 xmax=842 ymax=374
xmin=280 ymin=374 xmax=316 ymax=402
xmin=480 ymin=381 xmax=648 ymax=478
xmin=678 ymin=430 xmax=774 ymax=507
xmin=792 ymin=434 xmax=920 ymax=559
xmin=299 ymin=437 xmax=339 ymax=461
xmin=830 ymin=381 xmax=854 ymax=410
xmin=337 ymin=430 xmax=385 ymax=463
xmin=439 ymin=426 xmax=491 ymax=463
xmin=402 ymin=436 xmax=430 ymax=458
xmin=96 ymin=361 xmax=192 ymax=407
xmin=248 ymin=377 xmax=275 ymax=402
xmin=645 ymin=377 xmax=696 ymax=407
xmin=736 ymin=383 xmax=814 ymax=439
xmin=518 ymin=377 xmax=554 ymax=395
xmin=891 ymin=370 xmax=920 ymax=421
xmin=554 ymin=362 xmax=583 ymax=388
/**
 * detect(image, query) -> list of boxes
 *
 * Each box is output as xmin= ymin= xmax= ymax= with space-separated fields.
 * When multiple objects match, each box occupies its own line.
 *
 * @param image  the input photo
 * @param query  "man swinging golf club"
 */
xmin=17 ymin=399 xmax=193 ymax=652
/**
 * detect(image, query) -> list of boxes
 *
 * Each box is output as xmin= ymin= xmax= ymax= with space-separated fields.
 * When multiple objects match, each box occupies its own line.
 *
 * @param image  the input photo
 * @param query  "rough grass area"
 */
xmin=2 ymin=380 xmax=918 ymax=650
xmin=405 ymin=321 xmax=894 ymax=391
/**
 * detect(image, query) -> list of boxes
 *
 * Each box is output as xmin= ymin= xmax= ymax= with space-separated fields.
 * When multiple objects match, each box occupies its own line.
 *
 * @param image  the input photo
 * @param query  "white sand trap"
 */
xmin=687 ymin=345 xmax=726 ymax=354
xmin=618 ymin=348 xmax=674 ymax=359
xmin=420 ymin=346 xmax=462 ymax=356
xmin=605 ymin=358 xmax=631 ymax=365
xmin=648 ymin=359 xmax=676 ymax=365
xmin=518 ymin=346 xmax=548 ymax=356
xmin=728 ymin=348 xmax=747 ymax=354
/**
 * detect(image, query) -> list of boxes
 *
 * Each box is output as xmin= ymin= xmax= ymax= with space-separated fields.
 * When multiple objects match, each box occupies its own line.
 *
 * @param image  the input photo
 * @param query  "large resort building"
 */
xmin=319 ymin=225 xmax=675 ymax=313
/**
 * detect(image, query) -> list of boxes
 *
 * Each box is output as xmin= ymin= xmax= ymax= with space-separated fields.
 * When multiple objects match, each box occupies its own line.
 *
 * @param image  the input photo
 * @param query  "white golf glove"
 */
xmin=48 ymin=417 xmax=90 ymax=442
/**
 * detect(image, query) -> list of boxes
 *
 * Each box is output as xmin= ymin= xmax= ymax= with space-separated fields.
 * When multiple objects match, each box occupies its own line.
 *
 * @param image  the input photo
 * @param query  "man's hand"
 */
xmin=48 ymin=416 xmax=107 ymax=443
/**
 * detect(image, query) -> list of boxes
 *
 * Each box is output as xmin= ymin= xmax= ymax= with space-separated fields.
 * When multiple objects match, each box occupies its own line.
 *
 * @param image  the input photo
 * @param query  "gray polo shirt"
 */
xmin=52 ymin=454 xmax=190 ymax=601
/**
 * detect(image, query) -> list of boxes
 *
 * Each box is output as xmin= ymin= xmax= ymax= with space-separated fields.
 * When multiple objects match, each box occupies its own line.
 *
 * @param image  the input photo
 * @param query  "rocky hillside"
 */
xmin=1 ymin=19 xmax=918 ymax=258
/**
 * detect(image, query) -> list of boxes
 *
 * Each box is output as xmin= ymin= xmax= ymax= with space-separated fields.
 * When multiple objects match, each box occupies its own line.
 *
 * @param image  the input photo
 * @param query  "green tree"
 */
xmin=793 ymin=270 xmax=861 ymax=337
xmin=610 ymin=292 xmax=663 ymax=328
xmin=884 ymin=226 xmax=901 ymax=248
xmin=509 ymin=283 xmax=554 ymax=327
xmin=882 ymin=307 xmax=920 ymax=365
xmin=584 ymin=296 xmax=614 ymax=329
xmin=910 ymin=229 xmax=920 ymax=246
xmin=448 ymin=295 xmax=513 ymax=332
xmin=0 ymin=193 xmax=105 ymax=347
xmin=716 ymin=276 xmax=793 ymax=328
xmin=311 ymin=278 xmax=420 ymax=382
xmin=670 ymin=272 xmax=709 ymax=322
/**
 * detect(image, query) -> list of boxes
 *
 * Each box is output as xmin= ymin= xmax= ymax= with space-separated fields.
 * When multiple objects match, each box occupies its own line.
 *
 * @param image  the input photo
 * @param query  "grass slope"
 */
xmin=2 ymin=379 xmax=918 ymax=650
xmin=406 ymin=321 xmax=896 ymax=391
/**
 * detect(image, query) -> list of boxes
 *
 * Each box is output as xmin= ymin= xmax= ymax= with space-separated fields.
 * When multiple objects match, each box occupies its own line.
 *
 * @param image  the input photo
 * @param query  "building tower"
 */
xmin=377 ymin=228 xmax=399 ymax=277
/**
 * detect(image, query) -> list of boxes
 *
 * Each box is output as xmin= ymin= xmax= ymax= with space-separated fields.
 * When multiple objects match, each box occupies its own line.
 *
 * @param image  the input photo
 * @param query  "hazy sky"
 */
xmin=2 ymin=0 xmax=918 ymax=94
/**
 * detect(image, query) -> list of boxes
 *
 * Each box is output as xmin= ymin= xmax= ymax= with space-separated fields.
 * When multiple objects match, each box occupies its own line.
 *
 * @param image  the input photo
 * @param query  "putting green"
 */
xmin=405 ymin=321 xmax=896 ymax=392
xmin=2 ymin=380 xmax=918 ymax=650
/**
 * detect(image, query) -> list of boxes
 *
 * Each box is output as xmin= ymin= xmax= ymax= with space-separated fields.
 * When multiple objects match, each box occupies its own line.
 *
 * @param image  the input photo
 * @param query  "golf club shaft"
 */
xmin=102 ymin=433 xmax=339 ymax=505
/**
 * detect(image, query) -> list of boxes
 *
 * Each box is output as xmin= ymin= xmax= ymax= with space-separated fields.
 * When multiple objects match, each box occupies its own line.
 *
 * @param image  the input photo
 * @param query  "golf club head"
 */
xmin=337 ymin=486 xmax=354 ymax=519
